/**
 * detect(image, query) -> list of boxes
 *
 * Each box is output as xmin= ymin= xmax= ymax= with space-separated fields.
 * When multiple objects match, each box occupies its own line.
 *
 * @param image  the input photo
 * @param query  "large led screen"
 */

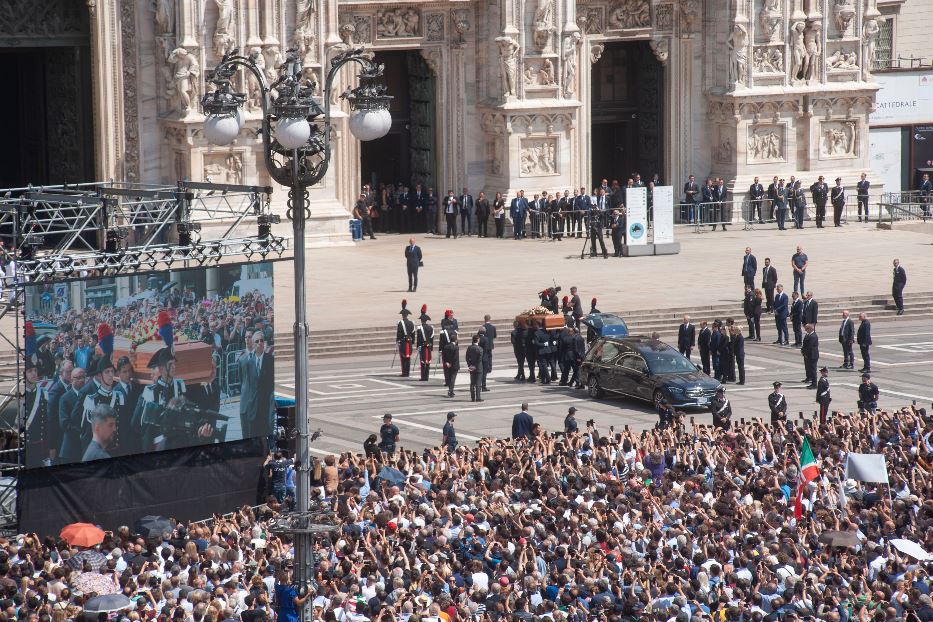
xmin=22 ymin=262 xmax=275 ymax=468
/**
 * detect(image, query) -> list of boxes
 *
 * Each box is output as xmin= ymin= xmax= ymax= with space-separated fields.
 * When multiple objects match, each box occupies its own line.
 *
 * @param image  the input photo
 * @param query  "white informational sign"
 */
xmin=652 ymin=186 xmax=675 ymax=244
xmin=870 ymin=71 xmax=933 ymax=127
xmin=869 ymin=127 xmax=903 ymax=194
xmin=625 ymin=187 xmax=648 ymax=246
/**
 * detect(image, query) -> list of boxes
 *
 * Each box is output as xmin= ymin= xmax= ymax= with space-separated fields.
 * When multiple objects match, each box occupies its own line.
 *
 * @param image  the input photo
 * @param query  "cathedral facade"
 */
xmin=1 ymin=0 xmax=883 ymax=244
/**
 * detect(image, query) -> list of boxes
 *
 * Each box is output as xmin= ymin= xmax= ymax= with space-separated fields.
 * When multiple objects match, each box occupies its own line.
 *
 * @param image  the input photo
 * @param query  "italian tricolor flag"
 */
xmin=794 ymin=437 xmax=820 ymax=519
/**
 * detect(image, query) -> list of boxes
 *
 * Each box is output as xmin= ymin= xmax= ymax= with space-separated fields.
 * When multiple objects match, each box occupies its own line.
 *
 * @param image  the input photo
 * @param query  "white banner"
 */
xmin=845 ymin=453 xmax=889 ymax=483
xmin=626 ymin=187 xmax=648 ymax=246
xmin=870 ymin=71 xmax=933 ymax=127
xmin=652 ymin=186 xmax=675 ymax=244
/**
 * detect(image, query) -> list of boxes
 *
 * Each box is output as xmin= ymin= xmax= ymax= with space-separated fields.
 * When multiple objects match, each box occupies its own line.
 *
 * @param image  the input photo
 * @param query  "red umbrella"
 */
xmin=60 ymin=523 xmax=105 ymax=547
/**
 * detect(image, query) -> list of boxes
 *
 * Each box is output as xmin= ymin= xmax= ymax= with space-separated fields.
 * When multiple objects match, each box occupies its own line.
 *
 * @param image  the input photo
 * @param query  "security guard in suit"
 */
xmin=856 ymin=173 xmax=870 ymax=222
xmin=749 ymin=177 xmax=765 ymax=224
xmin=396 ymin=300 xmax=416 ymax=377
xmin=416 ymin=310 xmax=435 ymax=381
xmin=768 ymin=381 xmax=787 ymax=428
xmin=816 ymin=367 xmax=831 ymax=425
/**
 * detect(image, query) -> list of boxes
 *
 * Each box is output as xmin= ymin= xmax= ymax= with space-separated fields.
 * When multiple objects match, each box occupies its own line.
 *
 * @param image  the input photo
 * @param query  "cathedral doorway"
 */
xmin=590 ymin=40 xmax=664 ymax=187
xmin=0 ymin=2 xmax=95 ymax=188
xmin=359 ymin=50 xmax=437 ymax=231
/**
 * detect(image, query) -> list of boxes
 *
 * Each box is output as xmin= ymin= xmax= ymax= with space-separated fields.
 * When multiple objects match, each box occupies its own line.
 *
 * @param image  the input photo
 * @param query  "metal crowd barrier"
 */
xmin=877 ymin=191 xmax=932 ymax=224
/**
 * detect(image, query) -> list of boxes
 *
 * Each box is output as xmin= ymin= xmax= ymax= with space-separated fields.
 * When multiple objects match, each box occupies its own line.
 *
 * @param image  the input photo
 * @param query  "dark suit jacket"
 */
xmin=253 ymin=353 xmax=275 ymax=436
xmin=190 ymin=379 xmax=222 ymax=413
xmin=802 ymin=332 xmax=820 ymax=359
xmin=791 ymin=299 xmax=804 ymax=321
xmin=857 ymin=320 xmax=872 ymax=346
xmin=482 ymin=322 xmax=498 ymax=349
xmin=802 ymin=300 xmax=819 ymax=325
xmin=465 ymin=344 xmax=483 ymax=369
xmin=893 ymin=265 xmax=907 ymax=286
xmin=732 ymin=334 xmax=745 ymax=359
xmin=749 ymin=184 xmax=764 ymax=200
xmin=677 ymin=324 xmax=696 ymax=349
xmin=697 ymin=327 xmax=712 ymax=352
xmin=773 ymin=293 xmax=789 ymax=319
xmin=684 ymin=182 xmax=699 ymax=203
xmin=838 ymin=318 xmax=854 ymax=344
xmin=762 ymin=265 xmax=778 ymax=288
xmin=58 ymin=387 xmax=84 ymax=462
xmin=511 ymin=411 xmax=534 ymax=439
xmin=741 ymin=254 xmax=758 ymax=279
xmin=405 ymin=244 xmax=422 ymax=269
xmin=442 ymin=342 xmax=460 ymax=370
xmin=701 ymin=185 xmax=715 ymax=203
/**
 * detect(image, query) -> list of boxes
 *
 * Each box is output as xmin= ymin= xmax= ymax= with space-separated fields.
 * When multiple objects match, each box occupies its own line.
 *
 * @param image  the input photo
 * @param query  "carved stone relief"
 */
xmin=204 ymin=153 xmax=244 ymax=185
xmin=487 ymin=139 xmax=502 ymax=175
xmin=213 ymin=0 xmax=236 ymax=57
xmin=577 ymin=7 xmax=604 ymax=34
xmin=352 ymin=15 xmax=372 ymax=43
xmin=821 ymin=120 xmax=857 ymax=158
xmin=590 ymin=43 xmax=605 ymax=63
xmin=747 ymin=125 xmax=785 ymax=162
xmin=607 ymin=0 xmax=650 ymax=30
xmin=425 ymin=13 xmax=445 ymax=41
xmin=801 ymin=21 xmax=822 ymax=82
xmin=753 ymin=46 xmax=784 ymax=73
xmin=649 ymin=37 xmax=669 ymax=66
xmin=656 ymin=4 xmax=674 ymax=31
xmin=120 ymin=0 xmax=139 ymax=181
xmin=680 ymin=0 xmax=700 ymax=35
xmin=532 ymin=0 xmax=554 ymax=50
xmin=519 ymin=138 xmax=558 ymax=176
xmin=759 ymin=0 xmax=783 ymax=43
xmin=715 ymin=134 xmax=734 ymax=163
xmin=451 ymin=9 xmax=470 ymax=45
xmin=827 ymin=48 xmax=858 ymax=70
xmin=524 ymin=58 xmax=556 ymax=86
xmin=153 ymin=0 xmax=174 ymax=35
xmin=832 ymin=0 xmax=855 ymax=37
xmin=376 ymin=7 xmax=421 ymax=38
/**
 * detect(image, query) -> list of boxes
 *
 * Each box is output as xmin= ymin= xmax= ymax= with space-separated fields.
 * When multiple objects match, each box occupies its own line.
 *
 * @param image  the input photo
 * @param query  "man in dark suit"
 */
xmin=802 ymin=291 xmax=819 ymax=326
xmin=892 ymin=258 xmax=907 ymax=315
xmin=774 ymin=180 xmax=788 ymax=230
xmin=677 ymin=315 xmax=695 ymax=360
xmin=838 ymin=310 xmax=855 ymax=369
xmin=404 ymin=238 xmax=422 ymax=292
xmin=115 ymin=356 xmax=143 ymax=453
xmin=801 ymin=323 xmax=819 ymax=388
xmin=920 ymin=173 xmax=932 ymax=217
xmin=589 ymin=190 xmax=609 ymax=258
xmin=856 ymin=173 xmax=870 ymax=222
xmin=410 ymin=183 xmax=426 ymax=232
xmin=251 ymin=334 xmax=275 ymax=438
xmin=481 ymin=315 xmax=497 ymax=390
xmin=610 ymin=210 xmax=624 ymax=257
xmin=443 ymin=191 xmax=458 ymax=238
xmin=773 ymin=285 xmax=789 ymax=345
xmin=511 ymin=403 xmax=534 ymax=440
xmin=569 ymin=287 xmax=584 ymax=328
xmin=749 ymin=177 xmax=765 ymax=224
xmin=397 ymin=185 xmax=410 ymax=232
xmin=465 ymin=335 xmax=484 ymax=402
xmin=761 ymin=258 xmax=778 ymax=312
xmin=701 ymin=178 xmax=716 ymax=227
xmin=741 ymin=247 xmax=757 ymax=292
xmin=714 ymin=178 xmax=728 ymax=231
xmin=459 ymin=188 xmax=474 ymax=236
xmin=697 ymin=321 xmax=712 ymax=375
xmin=790 ymin=291 xmax=804 ymax=346
xmin=816 ymin=367 xmax=832 ymax=425
xmin=425 ymin=187 xmax=438 ymax=234
xmin=683 ymin=175 xmax=699 ymax=223
xmin=810 ymin=175 xmax=829 ymax=228
xmin=510 ymin=190 xmax=528 ymax=239
xmin=442 ymin=333 xmax=460 ymax=397
xmin=572 ymin=187 xmax=590 ymax=238
xmin=857 ymin=312 xmax=872 ymax=372
xmin=709 ymin=320 xmax=723 ymax=380
xmin=766 ymin=175 xmax=780 ymax=220
xmin=45 ymin=361 xmax=71 ymax=463
xmin=238 ymin=331 xmax=257 ymax=439
xmin=57 ymin=366 xmax=88 ymax=462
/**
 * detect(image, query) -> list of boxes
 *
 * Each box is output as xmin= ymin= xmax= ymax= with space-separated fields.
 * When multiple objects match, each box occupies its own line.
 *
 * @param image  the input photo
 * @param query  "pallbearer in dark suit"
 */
xmin=416 ymin=308 xmax=435 ymax=381
xmin=741 ymin=247 xmax=757 ymax=292
xmin=749 ymin=177 xmax=765 ymax=224
xmin=396 ymin=300 xmax=416 ymax=377
xmin=801 ymin=323 xmax=819 ymax=388
xmin=816 ymin=367 xmax=831 ymax=425
xmin=730 ymin=326 xmax=746 ymax=385
xmin=709 ymin=321 xmax=723 ymax=380
xmin=697 ymin=321 xmax=712 ymax=375
xmin=810 ymin=176 xmax=828 ymax=228
xmin=857 ymin=312 xmax=872 ymax=372
xmin=856 ymin=173 xmax=870 ymax=222
xmin=838 ymin=310 xmax=855 ymax=369
xmin=465 ymin=335 xmax=484 ymax=402
xmin=677 ymin=315 xmax=695 ymax=360
xmin=892 ymin=258 xmax=907 ymax=315
xmin=481 ymin=315 xmax=497 ymax=390
xmin=442 ymin=334 xmax=460 ymax=398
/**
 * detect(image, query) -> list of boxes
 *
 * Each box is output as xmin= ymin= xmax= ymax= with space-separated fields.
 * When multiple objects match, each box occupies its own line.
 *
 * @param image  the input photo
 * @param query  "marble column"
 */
xmin=88 ymin=0 xmax=126 ymax=182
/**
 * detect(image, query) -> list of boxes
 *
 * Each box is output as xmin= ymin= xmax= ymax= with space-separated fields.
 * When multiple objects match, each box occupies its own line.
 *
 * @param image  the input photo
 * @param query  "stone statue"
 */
xmin=562 ymin=32 xmax=581 ymax=95
xmin=167 ymin=47 xmax=199 ymax=115
xmin=263 ymin=45 xmax=284 ymax=84
xmin=759 ymin=0 xmax=783 ymax=43
xmin=802 ymin=22 xmax=822 ymax=81
xmin=827 ymin=49 xmax=858 ymax=70
xmin=338 ymin=23 xmax=356 ymax=45
xmin=213 ymin=0 xmax=235 ymax=56
xmin=649 ymin=37 xmax=669 ymax=66
xmin=728 ymin=24 xmax=748 ymax=86
xmin=532 ymin=0 xmax=553 ymax=49
xmin=247 ymin=47 xmax=265 ymax=110
xmin=862 ymin=18 xmax=880 ymax=79
xmin=790 ymin=21 xmax=807 ymax=81
xmin=833 ymin=0 xmax=856 ymax=35
xmin=153 ymin=0 xmax=174 ymax=35
xmin=294 ymin=0 xmax=316 ymax=62
xmin=495 ymin=36 xmax=520 ymax=97
xmin=539 ymin=59 xmax=556 ymax=85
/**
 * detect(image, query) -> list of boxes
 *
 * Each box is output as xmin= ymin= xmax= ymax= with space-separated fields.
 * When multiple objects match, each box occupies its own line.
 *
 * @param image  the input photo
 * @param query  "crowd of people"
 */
xmin=8 ymin=402 xmax=933 ymax=622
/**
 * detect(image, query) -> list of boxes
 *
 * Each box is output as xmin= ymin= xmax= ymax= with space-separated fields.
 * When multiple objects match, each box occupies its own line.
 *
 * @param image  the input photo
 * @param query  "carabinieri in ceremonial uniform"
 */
xmin=816 ymin=367 xmax=831 ymax=425
xmin=24 ymin=354 xmax=54 ymax=467
xmin=132 ymin=347 xmax=186 ymax=452
xmin=396 ymin=300 xmax=416 ymax=377
xmin=77 ymin=356 xmax=126 ymax=459
xmin=416 ymin=305 xmax=435 ymax=381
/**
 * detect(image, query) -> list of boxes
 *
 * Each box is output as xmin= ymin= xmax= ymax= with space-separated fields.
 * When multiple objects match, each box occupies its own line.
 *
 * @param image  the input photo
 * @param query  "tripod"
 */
xmin=579 ymin=212 xmax=608 ymax=259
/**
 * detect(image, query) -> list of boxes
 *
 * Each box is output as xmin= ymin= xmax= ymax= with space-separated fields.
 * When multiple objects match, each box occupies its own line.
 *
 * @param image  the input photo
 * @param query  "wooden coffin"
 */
xmin=112 ymin=337 xmax=214 ymax=384
xmin=515 ymin=313 xmax=565 ymax=329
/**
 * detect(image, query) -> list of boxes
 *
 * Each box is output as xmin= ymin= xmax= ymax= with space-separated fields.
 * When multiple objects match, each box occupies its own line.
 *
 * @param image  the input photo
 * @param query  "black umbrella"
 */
xmin=134 ymin=515 xmax=173 ymax=539
xmin=83 ymin=594 xmax=132 ymax=613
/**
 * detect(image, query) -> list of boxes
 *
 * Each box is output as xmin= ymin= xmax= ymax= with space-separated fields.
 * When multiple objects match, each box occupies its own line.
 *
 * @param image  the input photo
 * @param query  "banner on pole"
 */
xmin=626 ymin=187 xmax=648 ymax=246
xmin=845 ymin=453 xmax=889 ymax=483
xmin=652 ymin=186 xmax=675 ymax=244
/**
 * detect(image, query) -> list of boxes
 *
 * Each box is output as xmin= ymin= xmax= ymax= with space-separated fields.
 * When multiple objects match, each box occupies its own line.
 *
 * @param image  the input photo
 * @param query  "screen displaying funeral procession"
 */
xmin=21 ymin=262 xmax=275 ymax=468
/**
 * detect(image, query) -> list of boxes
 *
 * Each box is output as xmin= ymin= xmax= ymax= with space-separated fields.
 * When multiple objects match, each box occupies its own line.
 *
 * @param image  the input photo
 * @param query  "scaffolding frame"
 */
xmin=0 ymin=180 xmax=291 ymax=529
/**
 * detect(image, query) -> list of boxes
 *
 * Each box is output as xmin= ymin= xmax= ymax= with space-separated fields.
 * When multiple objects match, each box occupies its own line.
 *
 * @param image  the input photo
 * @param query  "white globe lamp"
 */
xmin=275 ymin=117 xmax=311 ymax=150
xmin=203 ymin=112 xmax=241 ymax=146
xmin=348 ymin=108 xmax=392 ymax=142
